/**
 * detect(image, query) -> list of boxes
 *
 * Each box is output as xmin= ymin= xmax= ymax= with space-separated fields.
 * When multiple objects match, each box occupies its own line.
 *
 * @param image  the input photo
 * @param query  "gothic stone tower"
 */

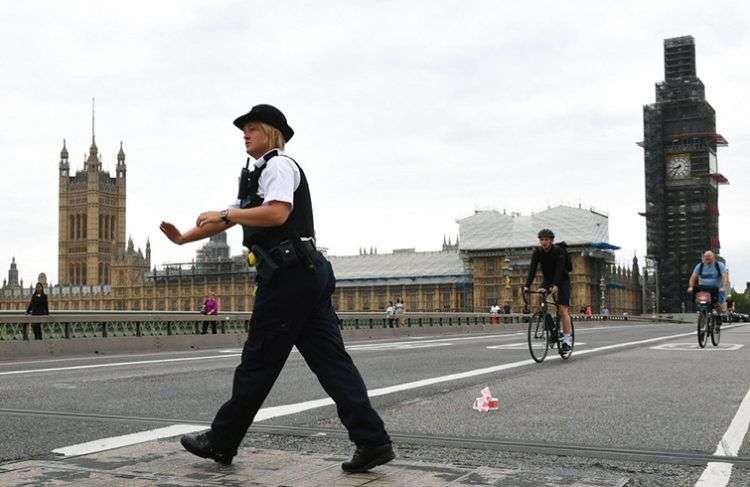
xmin=58 ymin=104 xmax=127 ymax=286
xmin=641 ymin=36 xmax=728 ymax=312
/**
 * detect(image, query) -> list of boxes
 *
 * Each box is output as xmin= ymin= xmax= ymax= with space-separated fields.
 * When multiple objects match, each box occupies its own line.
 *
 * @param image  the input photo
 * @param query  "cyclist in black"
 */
xmin=524 ymin=229 xmax=573 ymax=353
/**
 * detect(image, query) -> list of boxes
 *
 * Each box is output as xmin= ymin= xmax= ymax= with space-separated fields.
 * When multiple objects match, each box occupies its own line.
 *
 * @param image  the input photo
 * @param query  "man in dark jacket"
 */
xmin=524 ymin=229 xmax=573 ymax=352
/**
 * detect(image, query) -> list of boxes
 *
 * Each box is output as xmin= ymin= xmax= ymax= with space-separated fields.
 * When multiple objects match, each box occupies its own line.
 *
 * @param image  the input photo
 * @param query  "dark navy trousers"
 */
xmin=210 ymin=251 xmax=390 ymax=452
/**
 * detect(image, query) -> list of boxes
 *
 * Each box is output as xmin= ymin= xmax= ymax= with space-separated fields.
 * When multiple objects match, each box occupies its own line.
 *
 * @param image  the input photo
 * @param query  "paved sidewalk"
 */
xmin=0 ymin=440 xmax=628 ymax=486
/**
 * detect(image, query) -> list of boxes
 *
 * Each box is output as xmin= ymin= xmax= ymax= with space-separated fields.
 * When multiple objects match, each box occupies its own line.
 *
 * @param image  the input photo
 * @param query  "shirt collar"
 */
xmin=253 ymin=148 xmax=284 ymax=169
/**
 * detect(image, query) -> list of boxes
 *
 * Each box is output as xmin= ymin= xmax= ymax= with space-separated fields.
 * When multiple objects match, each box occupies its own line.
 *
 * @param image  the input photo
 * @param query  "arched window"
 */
xmin=75 ymin=215 xmax=81 ymax=240
xmin=82 ymin=213 xmax=87 ymax=239
xmin=70 ymin=215 xmax=75 ymax=240
xmin=104 ymin=215 xmax=109 ymax=241
xmin=99 ymin=215 xmax=103 ymax=239
xmin=110 ymin=216 xmax=116 ymax=240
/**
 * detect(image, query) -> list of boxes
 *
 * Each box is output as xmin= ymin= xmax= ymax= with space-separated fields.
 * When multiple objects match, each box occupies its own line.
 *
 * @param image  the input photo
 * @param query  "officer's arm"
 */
xmin=227 ymin=202 xmax=291 ymax=227
xmin=175 ymin=221 xmax=237 ymax=245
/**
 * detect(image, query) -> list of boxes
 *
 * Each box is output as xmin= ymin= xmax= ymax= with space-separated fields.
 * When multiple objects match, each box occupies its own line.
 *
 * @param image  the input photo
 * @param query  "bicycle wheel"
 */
xmin=528 ymin=312 xmax=549 ymax=363
xmin=711 ymin=314 xmax=721 ymax=346
xmin=697 ymin=312 xmax=708 ymax=348
xmin=559 ymin=316 xmax=575 ymax=360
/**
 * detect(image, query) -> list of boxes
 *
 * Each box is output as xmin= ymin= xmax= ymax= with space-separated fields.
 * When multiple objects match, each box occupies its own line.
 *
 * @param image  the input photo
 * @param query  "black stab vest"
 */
xmin=237 ymin=150 xmax=315 ymax=251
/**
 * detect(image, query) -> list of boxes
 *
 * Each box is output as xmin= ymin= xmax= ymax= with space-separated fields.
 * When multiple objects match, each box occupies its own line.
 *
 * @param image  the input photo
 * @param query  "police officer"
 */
xmin=159 ymin=104 xmax=394 ymax=473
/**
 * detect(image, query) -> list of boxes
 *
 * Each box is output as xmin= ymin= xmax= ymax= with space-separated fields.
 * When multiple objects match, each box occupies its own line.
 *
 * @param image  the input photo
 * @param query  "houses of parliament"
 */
xmin=0 ymin=119 xmax=644 ymax=315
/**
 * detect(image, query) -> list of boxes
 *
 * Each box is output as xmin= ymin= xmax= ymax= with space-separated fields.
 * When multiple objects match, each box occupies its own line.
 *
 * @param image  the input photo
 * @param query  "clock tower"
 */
xmin=640 ymin=36 xmax=729 ymax=312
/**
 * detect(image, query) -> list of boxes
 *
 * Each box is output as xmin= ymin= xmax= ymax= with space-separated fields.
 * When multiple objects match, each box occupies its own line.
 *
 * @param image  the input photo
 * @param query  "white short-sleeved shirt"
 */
xmin=229 ymin=149 xmax=301 ymax=209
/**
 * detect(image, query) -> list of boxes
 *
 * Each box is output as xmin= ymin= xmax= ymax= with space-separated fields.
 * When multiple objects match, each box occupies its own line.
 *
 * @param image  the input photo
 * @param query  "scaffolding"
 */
xmin=640 ymin=36 xmax=728 ymax=312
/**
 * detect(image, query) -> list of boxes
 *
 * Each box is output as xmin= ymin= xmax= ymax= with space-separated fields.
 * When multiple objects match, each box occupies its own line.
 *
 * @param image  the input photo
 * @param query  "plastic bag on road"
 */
xmin=472 ymin=387 xmax=499 ymax=412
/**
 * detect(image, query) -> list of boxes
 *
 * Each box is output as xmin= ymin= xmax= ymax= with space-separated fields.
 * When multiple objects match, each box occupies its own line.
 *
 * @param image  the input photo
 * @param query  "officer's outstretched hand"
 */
xmin=160 ymin=221 xmax=184 ymax=245
xmin=196 ymin=211 xmax=222 ymax=227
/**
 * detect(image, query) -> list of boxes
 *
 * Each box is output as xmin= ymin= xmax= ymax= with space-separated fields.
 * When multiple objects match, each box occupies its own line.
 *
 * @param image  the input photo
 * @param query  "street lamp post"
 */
xmin=504 ymin=257 xmax=513 ymax=312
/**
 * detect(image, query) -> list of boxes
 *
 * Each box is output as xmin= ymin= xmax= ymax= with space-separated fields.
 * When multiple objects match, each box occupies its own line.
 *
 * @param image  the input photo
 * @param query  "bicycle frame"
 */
xmin=524 ymin=289 xmax=561 ymax=342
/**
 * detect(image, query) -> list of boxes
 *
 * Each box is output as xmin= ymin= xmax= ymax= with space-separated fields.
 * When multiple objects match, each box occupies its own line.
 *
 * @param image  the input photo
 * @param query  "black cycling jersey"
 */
xmin=525 ymin=245 xmax=569 ymax=288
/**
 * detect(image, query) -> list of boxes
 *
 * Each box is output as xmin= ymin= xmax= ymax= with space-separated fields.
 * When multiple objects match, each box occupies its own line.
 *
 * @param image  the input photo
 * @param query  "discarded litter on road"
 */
xmin=472 ymin=387 xmax=499 ymax=412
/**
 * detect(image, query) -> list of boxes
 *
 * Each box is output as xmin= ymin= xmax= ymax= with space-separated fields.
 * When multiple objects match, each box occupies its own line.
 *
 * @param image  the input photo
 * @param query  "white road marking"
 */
xmin=0 ymin=333 xmax=524 ymax=376
xmin=651 ymin=343 xmax=744 ymax=351
xmin=4 ymin=324 xmax=741 ymax=379
xmin=487 ymin=342 xmax=586 ymax=350
xmin=0 ymin=354 xmax=243 ymax=376
xmin=50 ymin=324 xmax=747 ymax=457
xmin=248 ymin=327 xmax=748 ymax=421
xmin=695 ymin=385 xmax=750 ymax=487
xmin=347 ymin=342 xmax=453 ymax=351
xmin=52 ymin=424 xmax=206 ymax=457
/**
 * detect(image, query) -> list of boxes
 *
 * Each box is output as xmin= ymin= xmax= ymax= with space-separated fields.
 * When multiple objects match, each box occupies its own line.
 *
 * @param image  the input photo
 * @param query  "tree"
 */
xmin=730 ymin=289 xmax=749 ymax=314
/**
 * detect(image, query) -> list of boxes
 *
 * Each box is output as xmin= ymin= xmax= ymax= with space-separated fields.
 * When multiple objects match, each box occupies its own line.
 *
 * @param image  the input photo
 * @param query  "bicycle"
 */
xmin=694 ymin=290 xmax=721 ymax=348
xmin=524 ymin=289 xmax=575 ymax=363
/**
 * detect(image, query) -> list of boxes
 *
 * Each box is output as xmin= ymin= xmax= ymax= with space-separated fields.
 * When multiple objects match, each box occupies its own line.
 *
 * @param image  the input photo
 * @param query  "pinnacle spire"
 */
xmin=60 ymin=139 xmax=69 ymax=160
xmin=85 ymin=98 xmax=100 ymax=170
xmin=91 ymin=97 xmax=96 ymax=148
xmin=117 ymin=140 xmax=126 ymax=163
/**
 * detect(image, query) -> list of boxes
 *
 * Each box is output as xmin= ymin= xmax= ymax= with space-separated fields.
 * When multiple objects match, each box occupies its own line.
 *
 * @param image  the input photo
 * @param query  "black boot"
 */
xmin=341 ymin=443 xmax=395 ymax=473
xmin=180 ymin=431 xmax=235 ymax=466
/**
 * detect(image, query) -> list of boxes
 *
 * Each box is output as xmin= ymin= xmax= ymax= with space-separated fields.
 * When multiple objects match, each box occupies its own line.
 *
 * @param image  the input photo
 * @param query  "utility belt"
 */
xmin=249 ymin=238 xmax=317 ymax=282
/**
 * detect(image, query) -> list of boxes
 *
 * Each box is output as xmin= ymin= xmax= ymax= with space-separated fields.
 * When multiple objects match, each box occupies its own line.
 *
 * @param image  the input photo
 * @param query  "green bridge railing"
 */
xmin=0 ymin=311 xmax=631 ymax=341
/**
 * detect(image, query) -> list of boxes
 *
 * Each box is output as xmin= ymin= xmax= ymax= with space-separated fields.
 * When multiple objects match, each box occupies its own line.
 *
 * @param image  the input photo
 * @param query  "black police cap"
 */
xmin=233 ymin=104 xmax=294 ymax=142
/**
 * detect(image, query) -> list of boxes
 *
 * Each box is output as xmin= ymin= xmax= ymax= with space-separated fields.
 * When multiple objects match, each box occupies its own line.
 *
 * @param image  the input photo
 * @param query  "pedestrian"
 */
xmin=25 ymin=282 xmax=48 ymax=340
xmin=503 ymin=303 xmax=511 ymax=315
xmin=160 ymin=104 xmax=394 ymax=472
xmin=394 ymin=297 xmax=405 ymax=327
xmin=385 ymin=301 xmax=395 ymax=328
xmin=489 ymin=303 xmax=500 ymax=324
xmin=585 ymin=305 xmax=593 ymax=319
xmin=201 ymin=292 xmax=219 ymax=334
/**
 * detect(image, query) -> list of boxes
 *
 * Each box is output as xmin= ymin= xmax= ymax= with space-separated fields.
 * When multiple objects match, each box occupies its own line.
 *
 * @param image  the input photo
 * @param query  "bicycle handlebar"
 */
xmin=522 ymin=288 xmax=558 ymax=306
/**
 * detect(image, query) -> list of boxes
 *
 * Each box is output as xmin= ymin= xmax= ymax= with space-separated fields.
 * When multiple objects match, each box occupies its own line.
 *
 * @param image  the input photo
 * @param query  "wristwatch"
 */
xmin=220 ymin=209 xmax=230 ymax=224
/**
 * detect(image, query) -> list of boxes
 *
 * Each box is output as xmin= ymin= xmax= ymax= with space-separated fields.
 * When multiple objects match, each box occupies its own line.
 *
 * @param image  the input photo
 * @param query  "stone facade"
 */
xmin=0 ymin=123 xmax=643 ymax=315
xmin=58 ymin=133 xmax=127 ymax=286
xmin=0 ymin=234 xmax=253 ymax=313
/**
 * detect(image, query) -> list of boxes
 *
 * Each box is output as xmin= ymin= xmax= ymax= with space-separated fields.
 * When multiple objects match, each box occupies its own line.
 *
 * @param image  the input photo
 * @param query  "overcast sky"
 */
xmin=1 ymin=1 xmax=748 ymax=290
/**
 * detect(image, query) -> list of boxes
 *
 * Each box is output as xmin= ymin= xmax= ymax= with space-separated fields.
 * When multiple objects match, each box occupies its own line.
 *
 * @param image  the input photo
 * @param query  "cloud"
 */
xmin=1 ymin=0 xmax=749 ymax=288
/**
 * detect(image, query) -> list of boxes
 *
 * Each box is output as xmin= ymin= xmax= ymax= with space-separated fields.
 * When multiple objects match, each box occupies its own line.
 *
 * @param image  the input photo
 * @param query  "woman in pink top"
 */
xmin=201 ymin=292 xmax=219 ymax=334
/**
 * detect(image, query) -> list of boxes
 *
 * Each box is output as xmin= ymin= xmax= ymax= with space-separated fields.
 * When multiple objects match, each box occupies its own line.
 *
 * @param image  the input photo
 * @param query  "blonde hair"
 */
xmin=256 ymin=122 xmax=286 ymax=150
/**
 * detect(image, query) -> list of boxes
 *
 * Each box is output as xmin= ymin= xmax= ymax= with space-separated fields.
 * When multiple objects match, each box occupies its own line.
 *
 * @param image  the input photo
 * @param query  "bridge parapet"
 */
xmin=0 ymin=311 xmax=638 ymax=341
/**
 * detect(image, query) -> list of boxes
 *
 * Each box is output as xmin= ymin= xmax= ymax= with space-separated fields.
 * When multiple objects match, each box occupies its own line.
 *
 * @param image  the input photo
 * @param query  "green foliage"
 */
xmin=730 ymin=289 xmax=749 ymax=314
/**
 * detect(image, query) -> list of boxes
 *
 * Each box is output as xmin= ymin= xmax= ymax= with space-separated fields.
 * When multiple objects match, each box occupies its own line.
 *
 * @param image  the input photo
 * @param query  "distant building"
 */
xmin=458 ymin=205 xmax=641 ymax=314
xmin=0 ymin=111 xmax=641 ymax=315
xmin=57 ymin=103 xmax=128 ymax=286
xmin=329 ymin=248 xmax=472 ymax=312
xmin=640 ymin=36 xmax=729 ymax=312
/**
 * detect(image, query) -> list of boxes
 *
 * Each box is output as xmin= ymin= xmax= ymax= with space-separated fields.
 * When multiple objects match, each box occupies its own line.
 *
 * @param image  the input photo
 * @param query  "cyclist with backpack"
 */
xmin=687 ymin=250 xmax=729 ymax=312
xmin=524 ymin=229 xmax=573 ymax=353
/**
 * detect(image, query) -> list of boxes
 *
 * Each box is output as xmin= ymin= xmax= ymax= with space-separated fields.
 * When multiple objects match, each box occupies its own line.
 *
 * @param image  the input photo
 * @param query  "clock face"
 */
xmin=667 ymin=154 xmax=691 ymax=179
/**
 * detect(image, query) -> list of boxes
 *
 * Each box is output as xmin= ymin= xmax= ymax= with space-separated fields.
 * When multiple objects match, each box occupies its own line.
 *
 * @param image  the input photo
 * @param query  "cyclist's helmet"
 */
xmin=537 ymin=228 xmax=555 ymax=239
